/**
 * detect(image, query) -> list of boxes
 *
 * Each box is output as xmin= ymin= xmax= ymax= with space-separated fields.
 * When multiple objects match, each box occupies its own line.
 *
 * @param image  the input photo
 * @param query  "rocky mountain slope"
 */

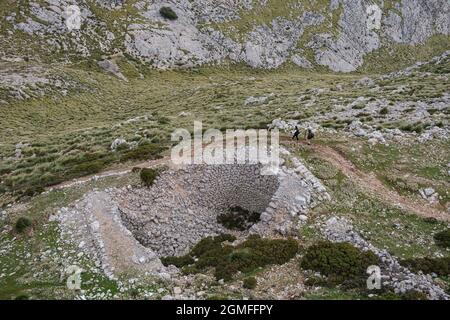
xmin=1 ymin=0 xmax=449 ymax=72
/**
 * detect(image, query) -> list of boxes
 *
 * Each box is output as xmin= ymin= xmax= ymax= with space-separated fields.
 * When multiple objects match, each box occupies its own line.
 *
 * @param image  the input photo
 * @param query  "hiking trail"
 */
xmin=307 ymin=143 xmax=449 ymax=222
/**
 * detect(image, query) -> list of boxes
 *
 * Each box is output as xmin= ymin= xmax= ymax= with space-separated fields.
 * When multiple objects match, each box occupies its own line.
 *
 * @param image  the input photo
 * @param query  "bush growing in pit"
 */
xmin=15 ymin=217 xmax=32 ymax=233
xmin=160 ymin=7 xmax=178 ymax=20
xmin=160 ymin=255 xmax=195 ymax=268
xmin=217 ymin=206 xmax=260 ymax=231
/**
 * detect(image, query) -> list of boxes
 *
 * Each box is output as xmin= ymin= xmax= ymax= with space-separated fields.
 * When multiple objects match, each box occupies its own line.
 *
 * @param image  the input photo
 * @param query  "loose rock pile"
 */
xmin=419 ymin=187 xmax=440 ymax=203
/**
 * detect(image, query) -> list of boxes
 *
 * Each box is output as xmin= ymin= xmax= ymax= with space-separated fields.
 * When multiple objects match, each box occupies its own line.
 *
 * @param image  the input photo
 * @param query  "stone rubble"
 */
xmin=97 ymin=60 xmax=128 ymax=81
xmin=419 ymin=188 xmax=440 ymax=203
xmin=244 ymin=94 xmax=272 ymax=106
xmin=110 ymin=138 xmax=128 ymax=151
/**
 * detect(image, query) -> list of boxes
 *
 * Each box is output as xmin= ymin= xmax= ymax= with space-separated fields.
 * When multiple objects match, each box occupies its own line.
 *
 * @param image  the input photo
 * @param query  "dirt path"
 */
xmin=308 ymin=143 xmax=449 ymax=222
xmin=47 ymin=156 xmax=172 ymax=191
xmin=46 ymin=137 xmax=240 ymax=192
xmin=46 ymin=140 xmax=215 ymax=191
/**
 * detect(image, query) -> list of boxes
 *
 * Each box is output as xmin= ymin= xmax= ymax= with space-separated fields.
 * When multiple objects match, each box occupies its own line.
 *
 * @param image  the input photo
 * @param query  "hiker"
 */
xmin=305 ymin=127 xmax=315 ymax=145
xmin=292 ymin=126 xmax=300 ymax=141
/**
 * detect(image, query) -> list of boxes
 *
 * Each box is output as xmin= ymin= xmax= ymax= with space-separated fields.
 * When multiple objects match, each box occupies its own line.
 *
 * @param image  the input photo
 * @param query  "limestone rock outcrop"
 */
xmin=2 ymin=0 xmax=448 ymax=71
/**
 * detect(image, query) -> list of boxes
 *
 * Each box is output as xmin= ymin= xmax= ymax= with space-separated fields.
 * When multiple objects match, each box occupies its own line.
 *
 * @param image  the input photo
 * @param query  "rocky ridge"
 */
xmin=1 ymin=0 xmax=448 ymax=71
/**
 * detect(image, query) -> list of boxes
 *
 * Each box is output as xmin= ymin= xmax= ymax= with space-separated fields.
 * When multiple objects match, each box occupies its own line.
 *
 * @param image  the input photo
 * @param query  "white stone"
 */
xmin=173 ymin=287 xmax=182 ymax=295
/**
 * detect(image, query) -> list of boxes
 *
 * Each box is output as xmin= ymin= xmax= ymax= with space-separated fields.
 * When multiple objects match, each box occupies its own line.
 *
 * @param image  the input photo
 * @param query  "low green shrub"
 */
xmin=374 ymin=290 xmax=428 ymax=300
xmin=434 ymin=229 xmax=450 ymax=248
xmin=379 ymin=107 xmax=389 ymax=115
xmin=115 ymin=143 xmax=129 ymax=152
xmin=69 ymin=159 xmax=107 ymax=177
xmin=120 ymin=143 xmax=164 ymax=162
xmin=161 ymin=255 xmax=195 ymax=268
xmin=160 ymin=7 xmax=178 ymax=20
xmin=140 ymin=168 xmax=159 ymax=187
xmin=400 ymin=122 xmax=424 ymax=133
xmin=190 ymin=233 xmax=236 ymax=258
xmin=217 ymin=207 xmax=260 ymax=231
xmin=59 ymin=151 xmax=106 ymax=167
xmin=300 ymin=241 xmax=379 ymax=286
xmin=401 ymin=257 xmax=450 ymax=276
xmin=131 ymin=167 xmax=142 ymax=173
xmin=352 ymin=103 xmax=365 ymax=110
xmin=22 ymin=186 xmax=45 ymax=197
xmin=243 ymin=277 xmax=257 ymax=289
xmin=15 ymin=217 xmax=32 ymax=233
xmin=161 ymin=234 xmax=298 ymax=281
xmin=423 ymin=217 xmax=438 ymax=224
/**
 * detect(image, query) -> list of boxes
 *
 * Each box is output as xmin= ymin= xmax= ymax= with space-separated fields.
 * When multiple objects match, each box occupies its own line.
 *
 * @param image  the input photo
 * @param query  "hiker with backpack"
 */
xmin=305 ymin=126 xmax=315 ymax=145
xmin=292 ymin=126 xmax=301 ymax=141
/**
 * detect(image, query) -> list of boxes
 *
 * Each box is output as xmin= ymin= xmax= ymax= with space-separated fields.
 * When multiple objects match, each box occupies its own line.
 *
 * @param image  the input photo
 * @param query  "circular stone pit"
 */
xmin=116 ymin=164 xmax=280 ymax=257
xmin=53 ymin=146 xmax=330 ymax=278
